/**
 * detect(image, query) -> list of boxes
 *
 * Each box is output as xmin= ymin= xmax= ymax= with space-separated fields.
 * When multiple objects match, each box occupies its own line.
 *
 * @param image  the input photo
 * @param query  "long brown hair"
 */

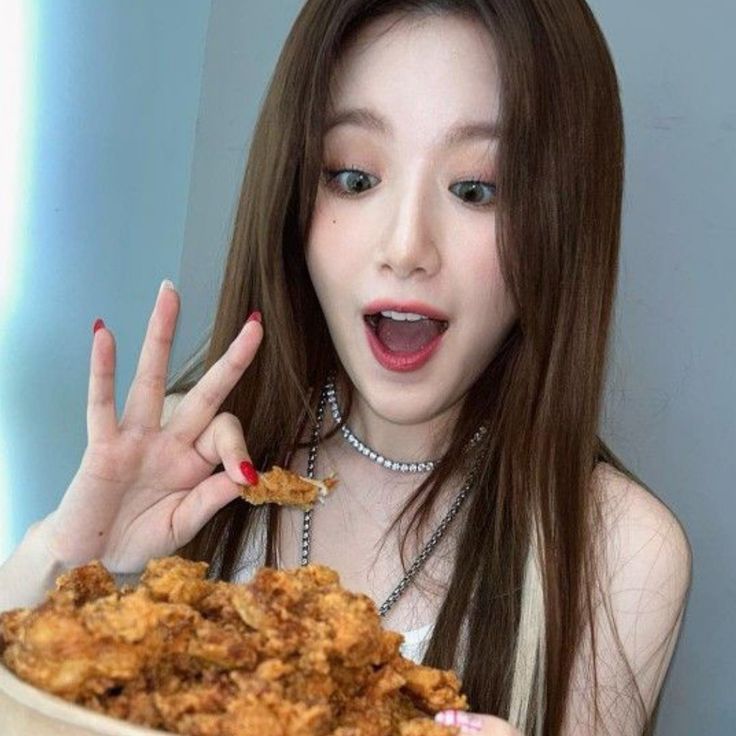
xmin=168 ymin=1 xmax=674 ymax=733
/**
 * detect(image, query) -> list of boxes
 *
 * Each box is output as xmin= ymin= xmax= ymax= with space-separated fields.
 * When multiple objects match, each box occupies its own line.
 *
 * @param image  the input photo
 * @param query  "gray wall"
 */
xmin=588 ymin=1 xmax=735 ymax=732
xmin=1 ymin=1 xmax=731 ymax=733
xmin=171 ymin=1 xmax=308 ymax=372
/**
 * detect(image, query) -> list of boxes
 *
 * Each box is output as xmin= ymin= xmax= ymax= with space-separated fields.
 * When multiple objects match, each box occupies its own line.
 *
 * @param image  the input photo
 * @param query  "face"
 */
xmin=306 ymin=13 xmax=517 ymax=432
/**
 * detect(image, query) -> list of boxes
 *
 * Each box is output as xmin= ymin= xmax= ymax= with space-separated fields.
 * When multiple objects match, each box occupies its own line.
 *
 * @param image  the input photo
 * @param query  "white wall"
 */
xmin=0 ymin=0 xmax=211 ymax=554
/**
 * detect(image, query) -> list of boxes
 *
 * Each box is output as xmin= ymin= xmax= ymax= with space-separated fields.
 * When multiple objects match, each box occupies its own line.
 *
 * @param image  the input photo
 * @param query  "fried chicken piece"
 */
xmin=139 ymin=556 xmax=213 ymax=606
xmin=400 ymin=720 xmax=461 ymax=736
xmin=3 ymin=588 xmax=198 ymax=698
xmin=1 ymin=557 xmax=465 ymax=736
xmin=50 ymin=559 xmax=118 ymax=606
xmin=240 ymin=465 xmax=338 ymax=509
xmin=394 ymin=658 xmax=468 ymax=714
xmin=232 ymin=565 xmax=387 ymax=667
xmin=0 ymin=607 xmax=31 ymax=653
xmin=187 ymin=618 xmax=261 ymax=670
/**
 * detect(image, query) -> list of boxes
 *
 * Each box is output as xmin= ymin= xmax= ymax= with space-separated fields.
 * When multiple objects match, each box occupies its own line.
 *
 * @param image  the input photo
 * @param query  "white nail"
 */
xmin=159 ymin=278 xmax=175 ymax=294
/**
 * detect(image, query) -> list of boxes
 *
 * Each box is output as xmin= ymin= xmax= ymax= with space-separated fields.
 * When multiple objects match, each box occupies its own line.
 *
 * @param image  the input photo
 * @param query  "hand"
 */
xmin=38 ymin=280 xmax=264 ymax=573
xmin=435 ymin=710 xmax=524 ymax=735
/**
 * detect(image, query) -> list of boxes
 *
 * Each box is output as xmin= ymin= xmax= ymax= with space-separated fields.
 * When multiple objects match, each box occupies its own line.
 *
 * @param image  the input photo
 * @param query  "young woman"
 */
xmin=0 ymin=1 xmax=692 ymax=734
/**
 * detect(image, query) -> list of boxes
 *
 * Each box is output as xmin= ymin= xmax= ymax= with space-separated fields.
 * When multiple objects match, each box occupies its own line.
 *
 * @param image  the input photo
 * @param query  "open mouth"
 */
xmin=363 ymin=312 xmax=449 ymax=354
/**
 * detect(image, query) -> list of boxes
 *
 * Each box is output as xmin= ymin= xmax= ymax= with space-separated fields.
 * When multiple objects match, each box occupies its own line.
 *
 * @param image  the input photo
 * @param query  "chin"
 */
xmin=360 ymin=374 xmax=457 ymax=424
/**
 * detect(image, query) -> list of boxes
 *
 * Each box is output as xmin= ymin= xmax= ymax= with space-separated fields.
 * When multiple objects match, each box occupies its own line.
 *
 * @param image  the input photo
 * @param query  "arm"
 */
xmin=0 ymin=517 xmax=66 ymax=612
xmin=561 ymin=464 xmax=693 ymax=735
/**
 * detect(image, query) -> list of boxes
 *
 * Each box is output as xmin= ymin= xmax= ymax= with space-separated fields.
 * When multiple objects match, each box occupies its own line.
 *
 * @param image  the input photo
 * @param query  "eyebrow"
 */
xmin=324 ymin=106 xmax=500 ymax=146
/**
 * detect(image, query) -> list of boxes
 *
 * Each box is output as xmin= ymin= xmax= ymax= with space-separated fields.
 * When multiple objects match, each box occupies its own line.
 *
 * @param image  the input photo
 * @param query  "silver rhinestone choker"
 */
xmin=324 ymin=373 xmax=487 ymax=473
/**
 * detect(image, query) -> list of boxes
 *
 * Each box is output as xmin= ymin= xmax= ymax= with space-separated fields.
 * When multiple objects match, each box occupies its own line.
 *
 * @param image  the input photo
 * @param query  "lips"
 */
xmin=359 ymin=299 xmax=450 ymax=373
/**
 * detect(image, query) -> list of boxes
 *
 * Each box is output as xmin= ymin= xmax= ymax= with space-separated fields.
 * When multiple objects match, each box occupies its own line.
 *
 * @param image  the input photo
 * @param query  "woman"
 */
xmin=1 ymin=1 xmax=691 ymax=734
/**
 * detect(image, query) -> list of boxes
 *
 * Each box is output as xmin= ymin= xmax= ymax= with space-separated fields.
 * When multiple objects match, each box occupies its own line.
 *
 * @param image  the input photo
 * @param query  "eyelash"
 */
xmin=321 ymin=162 xmax=497 ymax=208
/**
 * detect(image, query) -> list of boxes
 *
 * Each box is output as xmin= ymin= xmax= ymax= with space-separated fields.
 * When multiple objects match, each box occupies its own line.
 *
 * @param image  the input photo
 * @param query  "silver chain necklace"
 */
xmin=300 ymin=374 xmax=483 ymax=617
xmin=324 ymin=374 xmax=487 ymax=473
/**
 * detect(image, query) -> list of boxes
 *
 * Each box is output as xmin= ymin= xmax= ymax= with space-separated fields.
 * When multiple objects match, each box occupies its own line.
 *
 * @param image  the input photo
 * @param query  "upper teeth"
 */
xmin=380 ymin=310 xmax=427 ymax=321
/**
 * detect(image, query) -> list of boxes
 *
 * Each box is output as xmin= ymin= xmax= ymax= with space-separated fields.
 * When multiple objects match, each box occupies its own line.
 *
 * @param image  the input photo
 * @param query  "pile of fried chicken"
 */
xmin=0 ymin=476 xmax=466 ymax=735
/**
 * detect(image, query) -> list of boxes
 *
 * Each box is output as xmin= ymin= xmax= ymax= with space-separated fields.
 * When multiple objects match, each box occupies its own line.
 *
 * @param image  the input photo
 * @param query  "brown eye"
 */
xmin=450 ymin=180 xmax=497 ymax=206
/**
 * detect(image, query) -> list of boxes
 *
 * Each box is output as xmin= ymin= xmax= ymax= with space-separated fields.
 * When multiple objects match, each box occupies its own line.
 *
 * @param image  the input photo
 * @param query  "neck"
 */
xmin=330 ymin=369 xmax=462 ymax=465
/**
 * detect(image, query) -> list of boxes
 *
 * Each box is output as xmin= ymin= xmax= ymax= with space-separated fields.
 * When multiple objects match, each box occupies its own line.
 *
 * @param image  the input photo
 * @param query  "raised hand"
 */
xmin=40 ymin=280 xmax=263 ymax=573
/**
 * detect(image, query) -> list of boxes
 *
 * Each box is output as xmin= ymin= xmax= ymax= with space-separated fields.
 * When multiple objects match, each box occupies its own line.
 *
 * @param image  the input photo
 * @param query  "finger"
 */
xmin=435 ymin=711 xmax=520 ymax=735
xmin=169 ymin=469 xmax=243 ymax=548
xmin=120 ymin=280 xmax=179 ymax=431
xmin=87 ymin=320 xmax=118 ymax=443
xmin=166 ymin=315 xmax=263 ymax=445
xmin=435 ymin=711 xmax=483 ymax=733
xmin=191 ymin=412 xmax=259 ymax=487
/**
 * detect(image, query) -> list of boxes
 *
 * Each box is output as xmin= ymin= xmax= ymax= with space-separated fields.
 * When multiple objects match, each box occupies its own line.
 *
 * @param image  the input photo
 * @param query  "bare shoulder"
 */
xmin=561 ymin=462 xmax=694 ymax=727
xmin=590 ymin=462 xmax=693 ymax=715
xmin=592 ymin=461 xmax=693 ymax=590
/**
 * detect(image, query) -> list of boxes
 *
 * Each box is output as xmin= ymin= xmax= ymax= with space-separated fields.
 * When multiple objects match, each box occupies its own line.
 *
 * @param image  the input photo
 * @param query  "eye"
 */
xmin=322 ymin=166 xmax=379 ymax=197
xmin=450 ymin=180 xmax=497 ymax=207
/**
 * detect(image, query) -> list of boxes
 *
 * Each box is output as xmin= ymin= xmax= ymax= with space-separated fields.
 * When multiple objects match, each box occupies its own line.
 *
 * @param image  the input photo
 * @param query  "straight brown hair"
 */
xmin=168 ymin=1 xmax=684 ymax=733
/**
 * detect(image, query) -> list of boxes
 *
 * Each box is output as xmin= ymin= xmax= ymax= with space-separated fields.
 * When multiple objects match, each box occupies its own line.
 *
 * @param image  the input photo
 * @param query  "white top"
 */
xmin=400 ymin=622 xmax=435 ymax=663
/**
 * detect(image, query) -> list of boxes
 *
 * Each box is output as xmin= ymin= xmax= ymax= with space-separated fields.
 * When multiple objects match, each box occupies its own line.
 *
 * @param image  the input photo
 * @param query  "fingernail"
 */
xmin=435 ymin=712 xmax=482 ymax=732
xmin=240 ymin=461 xmax=259 ymax=485
xmin=435 ymin=712 xmax=455 ymax=726
xmin=159 ymin=278 xmax=175 ymax=294
xmin=456 ymin=713 xmax=483 ymax=732
xmin=246 ymin=310 xmax=262 ymax=324
xmin=93 ymin=318 xmax=105 ymax=334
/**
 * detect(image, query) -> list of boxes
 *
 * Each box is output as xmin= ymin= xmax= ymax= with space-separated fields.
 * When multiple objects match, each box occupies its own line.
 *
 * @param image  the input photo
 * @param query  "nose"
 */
xmin=377 ymin=178 xmax=441 ymax=279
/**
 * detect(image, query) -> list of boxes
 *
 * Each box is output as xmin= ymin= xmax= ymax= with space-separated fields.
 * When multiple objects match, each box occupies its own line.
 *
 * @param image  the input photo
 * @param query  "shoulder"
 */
xmin=586 ymin=462 xmax=692 ymax=714
xmin=563 ymin=463 xmax=693 ymax=730
xmin=592 ymin=461 xmax=692 ymax=593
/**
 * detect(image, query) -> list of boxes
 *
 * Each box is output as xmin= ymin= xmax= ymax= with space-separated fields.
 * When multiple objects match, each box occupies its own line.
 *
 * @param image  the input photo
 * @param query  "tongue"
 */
xmin=375 ymin=316 xmax=442 ymax=353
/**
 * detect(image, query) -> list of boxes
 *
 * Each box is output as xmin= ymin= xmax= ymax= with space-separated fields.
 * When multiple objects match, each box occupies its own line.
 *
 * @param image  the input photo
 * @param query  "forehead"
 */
xmin=327 ymin=13 xmax=501 ymax=146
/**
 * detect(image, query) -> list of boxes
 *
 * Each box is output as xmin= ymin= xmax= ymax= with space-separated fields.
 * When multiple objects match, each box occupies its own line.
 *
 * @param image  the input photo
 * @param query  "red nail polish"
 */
xmin=93 ymin=318 xmax=105 ymax=334
xmin=240 ymin=461 xmax=259 ymax=485
xmin=246 ymin=310 xmax=262 ymax=325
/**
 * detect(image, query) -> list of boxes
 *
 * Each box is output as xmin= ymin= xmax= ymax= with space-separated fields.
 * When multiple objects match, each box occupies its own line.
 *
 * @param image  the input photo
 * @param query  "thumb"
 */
xmin=193 ymin=411 xmax=260 ymax=489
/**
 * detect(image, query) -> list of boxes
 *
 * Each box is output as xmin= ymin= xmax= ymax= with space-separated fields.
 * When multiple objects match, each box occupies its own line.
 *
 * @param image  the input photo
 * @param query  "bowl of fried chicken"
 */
xmin=0 ymin=468 xmax=466 ymax=736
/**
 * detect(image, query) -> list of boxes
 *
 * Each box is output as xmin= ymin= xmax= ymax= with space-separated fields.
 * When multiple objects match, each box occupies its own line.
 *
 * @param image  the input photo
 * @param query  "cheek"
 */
xmin=305 ymin=197 xmax=354 ymax=307
xmin=460 ymin=227 xmax=506 ymax=304
xmin=458 ymin=236 xmax=516 ymax=338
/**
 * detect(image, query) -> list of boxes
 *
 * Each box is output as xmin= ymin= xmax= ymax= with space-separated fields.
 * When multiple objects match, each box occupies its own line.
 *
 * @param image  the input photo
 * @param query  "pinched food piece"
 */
xmin=240 ymin=465 xmax=338 ymax=509
xmin=1 ymin=556 xmax=467 ymax=736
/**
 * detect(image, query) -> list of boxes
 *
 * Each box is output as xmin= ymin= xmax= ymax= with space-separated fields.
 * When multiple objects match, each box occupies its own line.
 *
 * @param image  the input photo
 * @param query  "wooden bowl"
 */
xmin=0 ymin=663 xmax=171 ymax=736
